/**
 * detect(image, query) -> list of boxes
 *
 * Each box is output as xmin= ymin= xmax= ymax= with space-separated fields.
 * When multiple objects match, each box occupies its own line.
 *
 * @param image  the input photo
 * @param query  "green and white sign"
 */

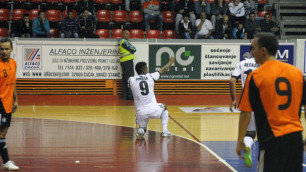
xmin=149 ymin=45 xmax=201 ymax=79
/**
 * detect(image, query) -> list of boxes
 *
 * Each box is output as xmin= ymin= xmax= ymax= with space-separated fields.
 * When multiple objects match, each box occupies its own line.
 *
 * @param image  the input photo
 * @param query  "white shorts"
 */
xmin=247 ymin=112 xmax=256 ymax=131
xmin=136 ymin=103 xmax=165 ymax=128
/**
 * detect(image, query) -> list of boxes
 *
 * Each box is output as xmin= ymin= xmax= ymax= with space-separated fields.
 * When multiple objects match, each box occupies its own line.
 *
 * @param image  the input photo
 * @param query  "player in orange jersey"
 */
xmin=236 ymin=33 xmax=304 ymax=172
xmin=0 ymin=38 xmax=19 ymax=171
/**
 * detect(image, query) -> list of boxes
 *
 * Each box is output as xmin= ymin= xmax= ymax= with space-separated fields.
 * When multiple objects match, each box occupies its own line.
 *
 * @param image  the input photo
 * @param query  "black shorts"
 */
xmin=258 ymin=131 xmax=303 ymax=172
xmin=0 ymin=101 xmax=11 ymax=127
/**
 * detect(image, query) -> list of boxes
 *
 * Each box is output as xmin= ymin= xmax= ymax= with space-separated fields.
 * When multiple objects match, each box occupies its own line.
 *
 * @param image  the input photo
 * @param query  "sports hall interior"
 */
xmin=1 ymin=0 xmax=306 ymax=171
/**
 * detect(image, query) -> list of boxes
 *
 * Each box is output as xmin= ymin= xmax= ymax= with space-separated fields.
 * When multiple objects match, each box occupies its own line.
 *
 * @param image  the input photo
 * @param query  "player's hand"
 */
xmin=230 ymin=100 xmax=237 ymax=112
xmin=12 ymin=101 xmax=18 ymax=113
xmin=236 ymin=141 xmax=246 ymax=160
xmin=169 ymin=56 xmax=175 ymax=64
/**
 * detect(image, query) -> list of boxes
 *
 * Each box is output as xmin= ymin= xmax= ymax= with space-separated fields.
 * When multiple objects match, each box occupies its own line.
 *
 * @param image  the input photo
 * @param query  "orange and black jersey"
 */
xmin=239 ymin=60 xmax=304 ymax=145
xmin=0 ymin=58 xmax=16 ymax=114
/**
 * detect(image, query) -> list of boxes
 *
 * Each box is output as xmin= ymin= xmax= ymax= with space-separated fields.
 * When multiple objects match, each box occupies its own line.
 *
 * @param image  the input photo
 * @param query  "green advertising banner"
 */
xmin=149 ymin=45 xmax=201 ymax=79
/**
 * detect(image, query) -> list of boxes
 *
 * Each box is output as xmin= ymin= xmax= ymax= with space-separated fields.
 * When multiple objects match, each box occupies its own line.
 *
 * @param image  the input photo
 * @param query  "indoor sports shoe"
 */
xmin=161 ymin=131 xmax=172 ymax=137
xmin=244 ymin=146 xmax=252 ymax=168
xmin=2 ymin=160 xmax=19 ymax=171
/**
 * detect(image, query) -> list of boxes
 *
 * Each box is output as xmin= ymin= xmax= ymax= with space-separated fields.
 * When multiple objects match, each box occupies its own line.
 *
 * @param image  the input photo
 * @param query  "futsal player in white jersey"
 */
xmin=229 ymin=57 xmax=260 ymax=168
xmin=128 ymin=57 xmax=175 ymax=139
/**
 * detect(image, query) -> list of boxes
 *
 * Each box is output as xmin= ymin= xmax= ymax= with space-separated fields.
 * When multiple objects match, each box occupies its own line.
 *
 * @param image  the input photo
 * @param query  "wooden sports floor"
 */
xmin=6 ymin=95 xmax=306 ymax=171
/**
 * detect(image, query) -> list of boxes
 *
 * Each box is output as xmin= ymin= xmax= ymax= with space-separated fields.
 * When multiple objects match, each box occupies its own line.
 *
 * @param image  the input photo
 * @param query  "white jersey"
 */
xmin=128 ymin=72 xmax=160 ymax=115
xmin=231 ymin=58 xmax=259 ymax=88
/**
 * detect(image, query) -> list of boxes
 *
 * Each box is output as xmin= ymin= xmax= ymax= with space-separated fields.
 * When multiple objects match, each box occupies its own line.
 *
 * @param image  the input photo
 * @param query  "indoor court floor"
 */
xmin=5 ymin=95 xmax=306 ymax=171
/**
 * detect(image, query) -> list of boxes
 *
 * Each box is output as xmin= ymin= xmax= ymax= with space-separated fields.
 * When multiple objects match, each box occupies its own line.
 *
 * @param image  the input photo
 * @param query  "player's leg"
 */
xmin=0 ymin=128 xmax=19 ymax=170
xmin=0 ymin=112 xmax=18 ymax=171
xmin=135 ymin=114 xmax=149 ymax=140
xmin=258 ymin=132 xmax=303 ymax=172
xmin=159 ymin=103 xmax=171 ymax=137
xmin=244 ymin=112 xmax=256 ymax=168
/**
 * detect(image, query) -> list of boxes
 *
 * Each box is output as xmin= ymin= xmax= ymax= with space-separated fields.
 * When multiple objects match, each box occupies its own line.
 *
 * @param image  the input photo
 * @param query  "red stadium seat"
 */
xmin=50 ymin=28 xmax=60 ymax=38
xmin=94 ymin=0 xmax=108 ymax=3
xmin=113 ymin=10 xmax=127 ymax=23
xmin=129 ymin=10 xmax=143 ymax=23
xmin=13 ymin=0 xmax=28 ymax=2
xmin=62 ymin=9 xmax=77 ymax=19
xmin=13 ymin=9 xmax=27 ymax=21
xmin=146 ymin=30 xmax=161 ymax=39
xmin=206 ymin=0 xmax=215 ymax=4
xmin=110 ymin=0 xmax=122 ymax=4
xmin=129 ymin=29 xmax=144 ymax=39
xmin=224 ymin=0 xmax=232 ymax=3
xmin=29 ymin=9 xmax=42 ymax=21
xmin=0 ymin=28 xmax=8 ymax=37
xmin=112 ymin=28 xmax=123 ymax=38
xmin=46 ymin=9 xmax=61 ymax=22
xmin=257 ymin=11 xmax=272 ymax=20
xmin=162 ymin=30 xmax=176 ymax=39
xmin=96 ymin=10 xmax=111 ymax=22
xmin=30 ymin=0 xmax=45 ymax=3
xmin=258 ymin=0 xmax=266 ymax=4
xmin=46 ymin=0 xmax=60 ymax=3
xmin=96 ymin=29 xmax=110 ymax=38
xmin=62 ymin=0 xmax=76 ymax=4
xmin=162 ymin=11 xmax=175 ymax=23
xmin=0 ymin=8 xmax=10 ymax=21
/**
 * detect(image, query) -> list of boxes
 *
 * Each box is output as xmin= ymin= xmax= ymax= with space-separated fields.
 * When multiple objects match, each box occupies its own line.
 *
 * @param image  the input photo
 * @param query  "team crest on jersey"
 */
xmin=23 ymin=47 xmax=42 ymax=70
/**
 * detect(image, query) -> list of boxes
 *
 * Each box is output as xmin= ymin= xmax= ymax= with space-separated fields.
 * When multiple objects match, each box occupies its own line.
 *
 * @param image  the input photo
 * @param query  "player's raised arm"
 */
xmin=159 ymin=56 xmax=175 ymax=74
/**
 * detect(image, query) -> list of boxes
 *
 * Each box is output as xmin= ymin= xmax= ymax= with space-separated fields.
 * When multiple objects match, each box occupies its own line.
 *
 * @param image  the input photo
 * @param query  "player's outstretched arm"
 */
xmin=229 ymin=77 xmax=237 ymax=112
xmin=159 ymin=56 xmax=175 ymax=74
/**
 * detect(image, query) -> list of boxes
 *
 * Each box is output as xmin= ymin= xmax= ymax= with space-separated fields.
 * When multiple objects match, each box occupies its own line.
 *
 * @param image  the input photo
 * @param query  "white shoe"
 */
xmin=161 ymin=131 xmax=172 ymax=137
xmin=2 ymin=160 xmax=19 ymax=171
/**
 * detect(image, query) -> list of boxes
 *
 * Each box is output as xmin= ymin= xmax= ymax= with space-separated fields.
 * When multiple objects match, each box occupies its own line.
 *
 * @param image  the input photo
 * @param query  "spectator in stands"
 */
xmin=178 ymin=13 xmax=194 ymax=39
xmin=260 ymin=13 xmax=279 ymax=36
xmin=244 ymin=12 xmax=260 ymax=39
xmin=11 ymin=14 xmax=32 ymax=38
xmin=228 ymin=0 xmax=245 ymax=27
xmin=214 ymin=15 xmax=233 ymax=39
xmin=32 ymin=11 xmax=50 ymax=38
xmin=243 ymin=0 xmax=257 ymax=19
xmin=79 ymin=0 xmax=94 ymax=14
xmin=195 ymin=0 xmax=211 ymax=19
xmin=61 ymin=10 xmax=79 ymax=38
xmin=159 ymin=0 xmax=175 ymax=11
xmin=125 ymin=0 xmax=145 ymax=12
xmin=211 ymin=0 xmax=228 ymax=28
xmin=195 ymin=11 xmax=213 ymax=39
xmin=175 ymin=0 xmax=196 ymax=32
xmin=78 ymin=9 xmax=98 ymax=38
xmin=143 ymin=0 xmax=163 ymax=32
xmin=233 ymin=22 xmax=245 ymax=39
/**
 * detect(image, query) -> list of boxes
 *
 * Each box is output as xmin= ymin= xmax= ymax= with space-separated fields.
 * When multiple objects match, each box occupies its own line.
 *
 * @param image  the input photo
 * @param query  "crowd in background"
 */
xmin=9 ymin=0 xmax=279 ymax=39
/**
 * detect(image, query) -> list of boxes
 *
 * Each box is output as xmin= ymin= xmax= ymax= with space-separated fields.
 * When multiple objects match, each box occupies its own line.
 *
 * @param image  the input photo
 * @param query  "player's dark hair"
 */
xmin=0 ymin=38 xmax=13 ymax=49
xmin=67 ymin=10 xmax=74 ymax=14
xmin=38 ymin=11 xmax=45 ymax=16
xmin=23 ymin=13 xmax=29 ymax=18
xmin=135 ymin=62 xmax=147 ymax=75
xmin=255 ymin=32 xmax=279 ymax=56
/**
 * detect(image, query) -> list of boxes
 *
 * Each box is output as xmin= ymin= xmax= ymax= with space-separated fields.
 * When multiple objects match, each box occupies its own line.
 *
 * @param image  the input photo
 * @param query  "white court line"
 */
xmin=14 ymin=116 xmax=237 ymax=172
